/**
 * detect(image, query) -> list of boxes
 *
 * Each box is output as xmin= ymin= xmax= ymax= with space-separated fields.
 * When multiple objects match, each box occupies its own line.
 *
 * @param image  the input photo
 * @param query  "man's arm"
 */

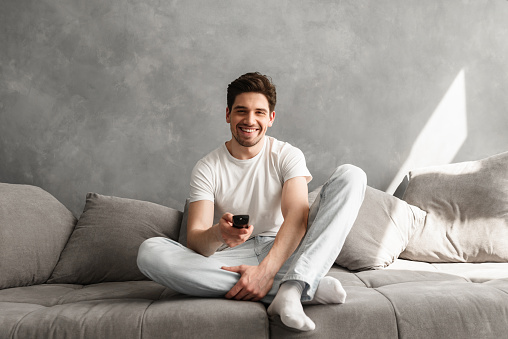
xmin=223 ymin=176 xmax=309 ymax=301
xmin=187 ymin=200 xmax=253 ymax=257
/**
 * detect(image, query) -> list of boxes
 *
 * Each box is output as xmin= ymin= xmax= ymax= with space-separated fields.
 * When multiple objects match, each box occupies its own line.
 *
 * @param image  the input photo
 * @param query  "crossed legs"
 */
xmin=137 ymin=164 xmax=366 ymax=331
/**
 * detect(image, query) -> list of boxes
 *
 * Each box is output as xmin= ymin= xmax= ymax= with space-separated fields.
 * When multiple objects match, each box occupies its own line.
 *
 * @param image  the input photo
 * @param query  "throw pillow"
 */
xmin=0 ymin=183 xmax=76 ymax=289
xmin=400 ymin=151 xmax=508 ymax=263
xmin=309 ymin=185 xmax=427 ymax=271
xmin=48 ymin=193 xmax=182 ymax=284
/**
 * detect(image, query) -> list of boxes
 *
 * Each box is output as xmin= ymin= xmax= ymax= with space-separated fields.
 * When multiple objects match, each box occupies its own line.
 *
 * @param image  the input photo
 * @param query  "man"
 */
xmin=137 ymin=72 xmax=366 ymax=331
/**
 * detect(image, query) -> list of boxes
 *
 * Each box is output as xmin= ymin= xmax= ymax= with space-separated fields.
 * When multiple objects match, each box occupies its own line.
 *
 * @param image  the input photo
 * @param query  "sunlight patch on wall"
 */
xmin=386 ymin=69 xmax=468 ymax=194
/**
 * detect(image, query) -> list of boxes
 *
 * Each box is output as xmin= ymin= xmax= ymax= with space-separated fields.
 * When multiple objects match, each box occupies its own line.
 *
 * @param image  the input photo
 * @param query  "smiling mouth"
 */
xmin=239 ymin=127 xmax=258 ymax=133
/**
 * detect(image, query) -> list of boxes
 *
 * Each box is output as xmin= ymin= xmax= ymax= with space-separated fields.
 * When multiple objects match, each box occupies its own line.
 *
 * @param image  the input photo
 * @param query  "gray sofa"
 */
xmin=1 ymin=151 xmax=508 ymax=338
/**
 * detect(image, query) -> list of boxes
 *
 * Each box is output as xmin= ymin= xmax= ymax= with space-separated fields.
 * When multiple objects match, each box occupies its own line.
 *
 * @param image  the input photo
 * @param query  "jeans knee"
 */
xmin=333 ymin=164 xmax=366 ymax=183
xmin=137 ymin=237 xmax=160 ymax=272
xmin=327 ymin=164 xmax=367 ymax=192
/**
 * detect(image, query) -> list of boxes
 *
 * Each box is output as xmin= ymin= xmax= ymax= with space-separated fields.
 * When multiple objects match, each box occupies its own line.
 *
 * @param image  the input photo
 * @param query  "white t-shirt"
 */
xmin=189 ymin=136 xmax=312 ymax=237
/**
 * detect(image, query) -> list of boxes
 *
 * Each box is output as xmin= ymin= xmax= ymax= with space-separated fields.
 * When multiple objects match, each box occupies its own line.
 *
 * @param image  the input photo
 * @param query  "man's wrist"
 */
xmin=259 ymin=255 xmax=281 ymax=278
xmin=212 ymin=223 xmax=225 ymax=245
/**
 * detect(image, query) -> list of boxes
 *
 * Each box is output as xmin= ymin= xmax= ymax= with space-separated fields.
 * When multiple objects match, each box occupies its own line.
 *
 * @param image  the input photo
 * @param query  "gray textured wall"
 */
xmin=1 ymin=0 xmax=508 ymax=217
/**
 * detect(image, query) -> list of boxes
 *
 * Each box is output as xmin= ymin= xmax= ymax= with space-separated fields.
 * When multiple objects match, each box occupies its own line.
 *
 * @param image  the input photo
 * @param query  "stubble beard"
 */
xmin=232 ymin=133 xmax=263 ymax=148
xmin=232 ymin=125 xmax=264 ymax=148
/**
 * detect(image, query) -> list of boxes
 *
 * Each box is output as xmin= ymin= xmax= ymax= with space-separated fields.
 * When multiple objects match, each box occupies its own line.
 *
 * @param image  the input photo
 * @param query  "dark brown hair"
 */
xmin=227 ymin=72 xmax=277 ymax=112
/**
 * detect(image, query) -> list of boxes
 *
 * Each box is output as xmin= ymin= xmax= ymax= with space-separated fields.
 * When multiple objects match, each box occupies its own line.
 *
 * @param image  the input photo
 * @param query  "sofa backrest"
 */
xmin=0 ymin=183 xmax=76 ymax=289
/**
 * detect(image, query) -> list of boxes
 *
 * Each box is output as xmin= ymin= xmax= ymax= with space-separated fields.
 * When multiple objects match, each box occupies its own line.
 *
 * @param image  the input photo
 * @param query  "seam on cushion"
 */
xmin=55 ymin=284 xmax=85 ymax=305
xmin=352 ymin=272 xmax=370 ymax=288
xmin=140 ymin=300 xmax=156 ymax=339
xmin=11 ymin=304 xmax=48 ymax=338
xmin=157 ymin=288 xmax=168 ymax=300
xmin=373 ymin=287 xmax=401 ymax=339
xmin=429 ymin=264 xmax=472 ymax=283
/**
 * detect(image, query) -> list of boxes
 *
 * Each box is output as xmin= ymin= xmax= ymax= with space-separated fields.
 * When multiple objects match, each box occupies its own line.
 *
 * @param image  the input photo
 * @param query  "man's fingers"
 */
xmin=234 ymin=290 xmax=251 ymax=300
xmin=221 ymin=265 xmax=241 ymax=273
xmin=232 ymin=282 xmax=253 ymax=300
xmin=225 ymin=281 xmax=243 ymax=299
xmin=221 ymin=266 xmax=245 ymax=298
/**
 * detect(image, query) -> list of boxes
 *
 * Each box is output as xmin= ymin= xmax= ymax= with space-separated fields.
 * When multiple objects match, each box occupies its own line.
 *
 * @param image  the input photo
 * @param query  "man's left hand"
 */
xmin=221 ymin=265 xmax=275 ymax=302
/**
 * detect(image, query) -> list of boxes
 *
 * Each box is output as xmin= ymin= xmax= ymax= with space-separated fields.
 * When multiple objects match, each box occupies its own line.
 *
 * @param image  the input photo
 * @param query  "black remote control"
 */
xmin=232 ymin=215 xmax=249 ymax=229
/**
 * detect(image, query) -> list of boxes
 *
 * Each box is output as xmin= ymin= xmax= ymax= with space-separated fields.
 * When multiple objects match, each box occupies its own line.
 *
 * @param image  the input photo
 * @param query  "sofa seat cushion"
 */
xmin=375 ymin=281 xmax=508 ymax=338
xmin=0 ymin=281 xmax=167 ymax=307
xmin=270 ymin=285 xmax=399 ymax=338
xmin=388 ymin=258 xmax=508 ymax=283
xmin=3 ymin=265 xmax=508 ymax=338
xmin=0 ymin=281 xmax=269 ymax=339
xmin=271 ymin=264 xmax=508 ymax=338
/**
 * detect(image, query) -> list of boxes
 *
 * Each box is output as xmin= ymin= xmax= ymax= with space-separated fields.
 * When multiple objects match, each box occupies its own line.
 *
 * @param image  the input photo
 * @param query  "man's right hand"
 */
xmin=216 ymin=213 xmax=253 ymax=248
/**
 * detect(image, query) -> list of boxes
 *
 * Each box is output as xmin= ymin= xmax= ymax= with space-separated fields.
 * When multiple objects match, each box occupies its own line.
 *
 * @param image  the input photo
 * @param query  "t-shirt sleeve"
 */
xmin=189 ymin=160 xmax=215 ymax=203
xmin=280 ymin=145 xmax=312 ymax=184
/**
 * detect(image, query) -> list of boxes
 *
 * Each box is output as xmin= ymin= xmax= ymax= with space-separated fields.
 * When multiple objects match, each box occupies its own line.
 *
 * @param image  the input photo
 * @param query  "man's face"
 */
xmin=226 ymin=92 xmax=275 ymax=148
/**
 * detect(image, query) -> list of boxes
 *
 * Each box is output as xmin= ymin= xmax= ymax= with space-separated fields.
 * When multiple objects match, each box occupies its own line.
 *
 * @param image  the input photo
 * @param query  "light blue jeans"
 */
xmin=137 ymin=164 xmax=366 ymax=303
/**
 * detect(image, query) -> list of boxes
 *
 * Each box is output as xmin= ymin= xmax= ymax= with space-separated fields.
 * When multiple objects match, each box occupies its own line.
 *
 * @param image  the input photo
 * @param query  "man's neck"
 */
xmin=225 ymin=137 xmax=266 ymax=160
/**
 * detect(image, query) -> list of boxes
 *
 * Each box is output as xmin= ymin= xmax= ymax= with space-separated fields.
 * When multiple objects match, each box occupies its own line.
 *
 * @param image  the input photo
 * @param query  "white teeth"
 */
xmin=241 ymin=128 xmax=256 ymax=133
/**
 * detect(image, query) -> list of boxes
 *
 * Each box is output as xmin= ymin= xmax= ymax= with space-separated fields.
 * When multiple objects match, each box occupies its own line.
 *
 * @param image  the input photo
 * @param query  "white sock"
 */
xmin=304 ymin=276 xmax=347 ymax=305
xmin=267 ymin=280 xmax=316 ymax=331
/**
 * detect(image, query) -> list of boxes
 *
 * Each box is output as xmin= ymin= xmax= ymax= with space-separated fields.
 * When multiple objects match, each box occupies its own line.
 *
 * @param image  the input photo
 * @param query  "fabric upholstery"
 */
xmin=310 ymin=185 xmax=426 ymax=271
xmin=0 ymin=281 xmax=269 ymax=339
xmin=270 ymin=286 xmax=398 ymax=338
xmin=273 ymin=263 xmax=508 ymax=338
xmin=377 ymin=282 xmax=508 ymax=338
xmin=142 ymin=298 xmax=269 ymax=339
xmin=388 ymin=259 xmax=508 ymax=283
xmin=336 ymin=186 xmax=426 ymax=270
xmin=3 ymin=263 xmax=508 ymax=338
xmin=401 ymin=151 xmax=508 ymax=263
xmin=48 ymin=193 xmax=182 ymax=284
xmin=0 ymin=183 xmax=76 ymax=289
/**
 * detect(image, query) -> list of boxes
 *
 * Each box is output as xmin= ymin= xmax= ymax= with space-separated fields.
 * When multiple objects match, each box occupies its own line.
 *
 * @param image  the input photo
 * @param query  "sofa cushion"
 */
xmin=48 ymin=193 xmax=182 ymax=284
xmin=400 ymin=151 xmax=508 ymax=263
xmin=338 ymin=186 xmax=426 ymax=270
xmin=376 ymin=281 xmax=508 ymax=338
xmin=309 ymin=185 xmax=426 ymax=271
xmin=0 ymin=282 xmax=269 ymax=339
xmin=0 ymin=183 xmax=76 ymax=289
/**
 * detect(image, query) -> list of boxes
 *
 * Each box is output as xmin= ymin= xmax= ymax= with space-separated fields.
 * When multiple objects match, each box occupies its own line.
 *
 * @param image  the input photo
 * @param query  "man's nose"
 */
xmin=244 ymin=112 xmax=256 ymax=125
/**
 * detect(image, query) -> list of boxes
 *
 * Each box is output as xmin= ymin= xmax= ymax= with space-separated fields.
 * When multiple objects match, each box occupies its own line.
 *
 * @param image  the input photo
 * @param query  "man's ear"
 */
xmin=268 ymin=111 xmax=276 ymax=127
xmin=226 ymin=107 xmax=231 ymax=123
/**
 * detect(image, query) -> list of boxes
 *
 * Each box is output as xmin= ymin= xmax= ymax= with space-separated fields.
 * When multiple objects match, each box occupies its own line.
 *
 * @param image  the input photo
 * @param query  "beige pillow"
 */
xmin=310 ymin=185 xmax=426 ymax=271
xmin=400 ymin=151 xmax=508 ymax=263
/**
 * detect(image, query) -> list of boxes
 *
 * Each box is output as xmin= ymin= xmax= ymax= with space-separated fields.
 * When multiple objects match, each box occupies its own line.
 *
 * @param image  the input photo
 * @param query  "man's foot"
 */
xmin=267 ymin=280 xmax=315 ymax=331
xmin=305 ymin=276 xmax=347 ymax=305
